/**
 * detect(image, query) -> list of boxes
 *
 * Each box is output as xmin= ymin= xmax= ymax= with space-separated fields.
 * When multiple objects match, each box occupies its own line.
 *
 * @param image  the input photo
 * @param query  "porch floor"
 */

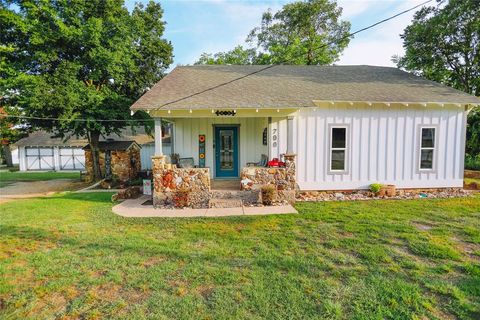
xmin=112 ymin=195 xmax=298 ymax=218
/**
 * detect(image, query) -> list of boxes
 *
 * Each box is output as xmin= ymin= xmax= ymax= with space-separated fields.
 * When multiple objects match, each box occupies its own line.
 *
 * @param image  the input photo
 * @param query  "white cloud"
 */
xmin=338 ymin=0 xmax=429 ymax=66
xmin=337 ymin=0 xmax=378 ymax=18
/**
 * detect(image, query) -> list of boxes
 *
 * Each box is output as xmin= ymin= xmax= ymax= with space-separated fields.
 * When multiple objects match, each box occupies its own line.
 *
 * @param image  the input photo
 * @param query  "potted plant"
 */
xmin=370 ymin=183 xmax=396 ymax=197
xmin=383 ymin=184 xmax=397 ymax=197
xmin=369 ymin=183 xmax=383 ymax=197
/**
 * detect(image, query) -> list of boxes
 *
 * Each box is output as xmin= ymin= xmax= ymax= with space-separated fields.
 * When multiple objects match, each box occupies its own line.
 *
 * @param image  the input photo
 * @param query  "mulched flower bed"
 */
xmin=297 ymin=188 xmax=472 ymax=202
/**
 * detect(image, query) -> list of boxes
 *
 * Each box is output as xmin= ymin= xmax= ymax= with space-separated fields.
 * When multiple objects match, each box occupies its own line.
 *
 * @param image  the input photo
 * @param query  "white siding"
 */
xmin=172 ymin=117 xmax=268 ymax=177
xmin=287 ymin=105 xmax=466 ymax=190
xmin=140 ymin=143 xmax=172 ymax=170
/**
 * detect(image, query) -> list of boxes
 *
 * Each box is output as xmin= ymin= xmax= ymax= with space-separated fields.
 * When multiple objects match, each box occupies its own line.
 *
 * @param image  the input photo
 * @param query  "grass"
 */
xmin=0 ymin=171 xmax=80 ymax=188
xmin=465 ymin=177 xmax=480 ymax=186
xmin=1 ymin=193 xmax=479 ymax=319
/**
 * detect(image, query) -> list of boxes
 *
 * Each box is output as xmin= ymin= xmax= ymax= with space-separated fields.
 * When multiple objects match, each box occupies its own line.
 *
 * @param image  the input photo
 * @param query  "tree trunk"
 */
xmin=1 ymin=145 xmax=13 ymax=167
xmin=88 ymin=131 xmax=102 ymax=181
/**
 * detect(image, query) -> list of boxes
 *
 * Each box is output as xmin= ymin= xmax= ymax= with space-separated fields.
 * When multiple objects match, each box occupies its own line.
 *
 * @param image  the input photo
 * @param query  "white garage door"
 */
xmin=60 ymin=147 xmax=85 ymax=170
xmin=26 ymin=147 xmax=54 ymax=170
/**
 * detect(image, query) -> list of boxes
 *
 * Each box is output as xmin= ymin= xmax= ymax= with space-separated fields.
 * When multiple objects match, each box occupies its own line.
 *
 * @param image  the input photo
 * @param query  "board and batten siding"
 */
xmin=274 ymin=104 xmax=467 ymax=190
xmin=140 ymin=143 xmax=172 ymax=170
xmin=171 ymin=117 xmax=268 ymax=177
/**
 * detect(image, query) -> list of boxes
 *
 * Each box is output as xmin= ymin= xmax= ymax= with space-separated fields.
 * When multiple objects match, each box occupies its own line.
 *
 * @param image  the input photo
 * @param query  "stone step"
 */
xmin=209 ymin=198 xmax=243 ymax=208
xmin=210 ymin=190 xmax=262 ymax=206
xmin=211 ymin=190 xmax=244 ymax=199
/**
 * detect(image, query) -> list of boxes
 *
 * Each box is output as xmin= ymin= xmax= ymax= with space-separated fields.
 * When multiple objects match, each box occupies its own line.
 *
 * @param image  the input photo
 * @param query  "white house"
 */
xmin=131 ymin=65 xmax=479 ymax=191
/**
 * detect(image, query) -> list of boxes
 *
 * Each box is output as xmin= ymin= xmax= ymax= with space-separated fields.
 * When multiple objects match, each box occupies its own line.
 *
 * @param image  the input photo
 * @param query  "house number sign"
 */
xmin=215 ymin=110 xmax=236 ymax=116
xmin=271 ymin=128 xmax=278 ymax=148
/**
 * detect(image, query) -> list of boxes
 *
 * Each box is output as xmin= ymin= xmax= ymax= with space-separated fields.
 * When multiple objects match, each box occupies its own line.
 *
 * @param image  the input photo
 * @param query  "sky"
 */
xmin=125 ymin=0 xmax=430 ymax=68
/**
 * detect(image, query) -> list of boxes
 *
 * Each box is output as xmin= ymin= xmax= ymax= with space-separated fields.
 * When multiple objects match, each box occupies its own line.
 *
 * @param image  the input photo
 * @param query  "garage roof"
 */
xmin=83 ymin=141 xmax=140 ymax=151
xmin=14 ymin=128 xmax=155 ymax=147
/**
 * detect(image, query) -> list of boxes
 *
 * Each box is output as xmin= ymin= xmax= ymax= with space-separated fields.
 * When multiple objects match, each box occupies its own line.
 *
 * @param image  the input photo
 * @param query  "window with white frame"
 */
xmin=419 ymin=127 xmax=436 ymax=170
xmin=329 ymin=126 xmax=348 ymax=172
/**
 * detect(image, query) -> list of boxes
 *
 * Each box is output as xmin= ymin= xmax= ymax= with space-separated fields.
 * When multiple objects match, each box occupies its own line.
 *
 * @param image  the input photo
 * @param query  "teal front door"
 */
xmin=215 ymin=126 xmax=239 ymax=178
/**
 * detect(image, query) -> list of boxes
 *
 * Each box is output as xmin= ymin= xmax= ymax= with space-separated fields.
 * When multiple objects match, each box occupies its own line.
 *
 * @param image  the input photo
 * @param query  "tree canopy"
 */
xmin=1 ymin=0 xmax=173 ymax=179
xmin=396 ymin=0 xmax=479 ymax=96
xmin=396 ymin=0 xmax=480 ymax=157
xmin=195 ymin=0 xmax=351 ymax=65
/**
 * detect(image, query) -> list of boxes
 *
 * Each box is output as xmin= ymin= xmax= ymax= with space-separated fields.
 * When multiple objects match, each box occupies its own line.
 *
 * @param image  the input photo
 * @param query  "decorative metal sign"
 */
xmin=199 ymin=134 xmax=206 ymax=167
xmin=105 ymin=150 xmax=112 ymax=178
xmin=215 ymin=110 xmax=236 ymax=116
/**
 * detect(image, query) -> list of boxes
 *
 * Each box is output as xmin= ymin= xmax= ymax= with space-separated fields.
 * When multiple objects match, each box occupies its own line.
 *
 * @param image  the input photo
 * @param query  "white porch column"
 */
xmin=286 ymin=116 xmax=294 ymax=154
xmin=154 ymin=117 xmax=163 ymax=156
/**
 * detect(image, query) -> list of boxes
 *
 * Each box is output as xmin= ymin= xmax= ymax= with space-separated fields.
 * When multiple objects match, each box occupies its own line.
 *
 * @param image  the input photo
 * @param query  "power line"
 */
xmin=2 ymin=114 xmax=153 ymax=122
xmin=3 ymin=0 xmax=434 ymax=123
xmin=157 ymin=0 xmax=434 ymax=109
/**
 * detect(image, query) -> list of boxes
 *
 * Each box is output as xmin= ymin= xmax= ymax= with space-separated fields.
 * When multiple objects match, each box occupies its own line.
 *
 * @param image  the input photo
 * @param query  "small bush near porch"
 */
xmin=1 ymin=194 xmax=479 ymax=319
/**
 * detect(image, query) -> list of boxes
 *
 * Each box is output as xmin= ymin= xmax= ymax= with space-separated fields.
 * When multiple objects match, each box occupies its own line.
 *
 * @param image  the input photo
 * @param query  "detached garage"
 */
xmin=14 ymin=128 xmax=168 ymax=172
xmin=15 ymin=131 xmax=86 ymax=171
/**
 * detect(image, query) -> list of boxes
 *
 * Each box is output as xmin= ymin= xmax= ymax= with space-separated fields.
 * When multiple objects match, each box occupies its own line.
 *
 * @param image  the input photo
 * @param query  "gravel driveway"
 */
xmin=0 ymin=179 xmax=86 ymax=203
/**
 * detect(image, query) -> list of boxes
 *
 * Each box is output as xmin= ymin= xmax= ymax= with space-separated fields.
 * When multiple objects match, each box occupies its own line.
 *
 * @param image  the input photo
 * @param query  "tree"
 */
xmin=195 ymin=0 xmax=351 ymax=65
xmin=195 ymin=46 xmax=258 ymax=65
xmin=0 ymin=39 xmax=27 ymax=166
xmin=397 ymin=0 xmax=479 ymax=95
xmin=396 ymin=0 xmax=480 ymax=156
xmin=0 ymin=105 xmax=26 ymax=166
xmin=1 ymin=0 xmax=173 ymax=180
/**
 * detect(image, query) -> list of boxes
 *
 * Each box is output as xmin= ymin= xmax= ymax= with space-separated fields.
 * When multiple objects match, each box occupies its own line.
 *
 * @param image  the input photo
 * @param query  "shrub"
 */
xmin=465 ymin=153 xmax=480 ymax=171
xmin=261 ymin=184 xmax=277 ymax=205
xmin=369 ymin=183 xmax=382 ymax=194
xmin=128 ymin=177 xmax=144 ymax=186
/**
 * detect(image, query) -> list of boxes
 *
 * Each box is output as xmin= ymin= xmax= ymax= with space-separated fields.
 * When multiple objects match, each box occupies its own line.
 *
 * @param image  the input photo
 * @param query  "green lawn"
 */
xmin=1 ymin=194 xmax=479 ymax=319
xmin=465 ymin=177 xmax=480 ymax=185
xmin=0 ymin=171 xmax=80 ymax=188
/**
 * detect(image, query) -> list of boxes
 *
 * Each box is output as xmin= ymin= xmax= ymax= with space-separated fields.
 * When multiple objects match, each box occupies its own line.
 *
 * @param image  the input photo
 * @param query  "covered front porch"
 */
xmin=150 ymin=108 xmax=298 ymax=208
xmin=151 ymin=108 xmax=297 ymax=179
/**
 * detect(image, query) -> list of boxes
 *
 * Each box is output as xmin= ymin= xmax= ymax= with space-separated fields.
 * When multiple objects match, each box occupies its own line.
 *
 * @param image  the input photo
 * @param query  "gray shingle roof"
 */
xmin=14 ymin=128 xmax=155 ymax=147
xmin=83 ymin=141 xmax=140 ymax=151
xmin=130 ymin=65 xmax=480 ymax=110
xmin=14 ymin=131 xmax=87 ymax=147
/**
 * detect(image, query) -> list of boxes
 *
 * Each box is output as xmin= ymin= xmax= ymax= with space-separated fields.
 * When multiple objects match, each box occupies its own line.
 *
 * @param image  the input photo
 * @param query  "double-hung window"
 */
xmin=329 ymin=126 xmax=348 ymax=173
xmin=419 ymin=127 xmax=436 ymax=171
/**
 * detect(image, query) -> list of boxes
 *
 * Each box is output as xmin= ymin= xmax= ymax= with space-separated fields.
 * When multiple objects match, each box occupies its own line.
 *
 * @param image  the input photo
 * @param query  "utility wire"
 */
xmin=1 ymin=114 xmax=153 ymax=122
xmin=3 ymin=0 xmax=434 ymax=123
xmin=156 ymin=0 xmax=434 ymax=108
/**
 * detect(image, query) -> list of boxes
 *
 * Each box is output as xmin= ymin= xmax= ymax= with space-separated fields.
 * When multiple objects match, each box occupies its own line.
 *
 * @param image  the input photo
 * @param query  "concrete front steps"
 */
xmin=209 ymin=198 xmax=243 ymax=208
xmin=113 ymin=195 xmax=298 ymax=217
xmin=208 ymin=190 xmax=261 ymax=208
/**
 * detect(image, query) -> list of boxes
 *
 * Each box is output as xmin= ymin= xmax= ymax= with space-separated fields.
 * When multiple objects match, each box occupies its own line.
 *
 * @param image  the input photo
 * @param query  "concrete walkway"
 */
xmin=112 ymin=195 xmax=298 ymax=218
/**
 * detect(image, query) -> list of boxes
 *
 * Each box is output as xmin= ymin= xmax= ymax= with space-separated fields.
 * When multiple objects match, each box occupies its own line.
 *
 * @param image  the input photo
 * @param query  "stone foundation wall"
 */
xmin=152 ymin=156 xmax=211 ymax=208
xmin=240 ymin=154 xmax=297 ymax=204
xmin=84 ymin=147 xmax=141 ymax=183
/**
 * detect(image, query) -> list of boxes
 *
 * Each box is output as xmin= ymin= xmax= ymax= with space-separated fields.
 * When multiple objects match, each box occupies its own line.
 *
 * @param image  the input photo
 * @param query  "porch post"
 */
xmin=154 ymin=117 xmax=163 ymax=156
xmin=287 ymin=116 xmax=294 ymax=154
